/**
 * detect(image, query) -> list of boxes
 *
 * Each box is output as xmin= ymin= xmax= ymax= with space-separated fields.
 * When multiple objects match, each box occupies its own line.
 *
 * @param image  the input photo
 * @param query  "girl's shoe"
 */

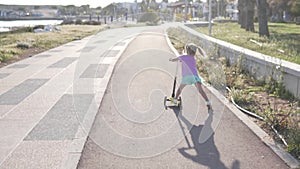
xmin=206 ymin=101 xmax=212 ymax=110
xmin=171 ymin=98 xmax=177 ymax=104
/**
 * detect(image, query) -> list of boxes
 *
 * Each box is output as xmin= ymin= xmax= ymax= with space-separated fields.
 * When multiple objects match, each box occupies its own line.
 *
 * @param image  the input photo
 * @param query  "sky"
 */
xmin=0 ymin=0 xmax=180 ymax=8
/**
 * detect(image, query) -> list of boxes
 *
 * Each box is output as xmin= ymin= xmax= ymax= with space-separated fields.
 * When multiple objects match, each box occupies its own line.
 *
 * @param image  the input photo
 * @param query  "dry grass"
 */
xmin=0 ymin=25 xmax=105 ymax=64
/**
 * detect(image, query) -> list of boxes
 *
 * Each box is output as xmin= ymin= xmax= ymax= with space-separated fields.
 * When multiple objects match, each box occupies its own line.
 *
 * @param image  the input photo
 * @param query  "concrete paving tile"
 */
xmin=31 ymin=68 xmax=62 ymax=79
xmin=0 ymin=79 xmax=49 ymax=105
xmin=24 ymin=94 xmax=94 ymax=141
xmin=79 ymin=64 xmax=109 ymax=78
xmin=0 ymin=105 xmax=14 ymax=118
xmin=0 ymin=73 xmax=9 ymax=79
xmin=95 ymin=40 xmax=107 ymax=44
xmin=34 ymin=54 xmax=52 ymax=58
xmin=4 ymin=64 xmax=75 ymax=120
xmin=15 ymin=57 xmax=40 ymax=65
xmin=98 ymin=76 xmax=111 ymax=90
xmin=101 ymin=57 xmax=118 ymax=64
xmin=100 ymin=50 xmax=120 ymax=57
xmin=7 ymin=64 xmax=29 ymax=69
xmin=0 ymin=119 xmax=35 ymax=165
xmin=0 ymin=140 xmax=70 ymax=169
xmin=77 ymin=96 xmax=102 ymax=136
xmin=0 ymin=63 xmax=52 ymax=94
xmin=63 ymin=152 xmax=81 ymax=169
xmin=73 ymin=125 xmax=86 ymax=139
xmin=71 ymin=78 xmax=102 ymax=94
xmin=49 ymin=49 xmax=63 ymax=53
xmin=4 ymin=91 xmax=67 ymax=120
xmin=64 ymin=44 xmax=76 ymax=47
xmin=0 ymin=69 xmax=15 ymax=74
xmin=115 ymin=42 xmax=126 ymax=46
xmin=80 ymin=46 xmax=96 ymax=53
xmin=48 ymin=57 xmax=77 ymax=68
xmin=68 ymin=137 xmax=86 ymax=153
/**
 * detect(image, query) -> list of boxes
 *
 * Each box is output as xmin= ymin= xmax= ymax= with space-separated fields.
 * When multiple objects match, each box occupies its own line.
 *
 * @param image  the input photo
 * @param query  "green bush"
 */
xmin=61 ymin=19 xmax=75 ymax=25
xmin=286 ymin=126 xmax=300 ymax=159
xmin=33 ymin=25 xmax=44 ymax=30
xmin=0 ymin=50 xmax=15 ymax=62
xmin=75 ymin=19 xmax=83 ymax=25
xmin=17 ymin=42 xmax=31 ymax=49
xmin=230 ymin=88 xmax=255 ymax=105
xmin=83 ymin=20 xmax=101 ymax=25
xmin=9 ymin=27 xmax=33 ymax=33
xmin=138 ymin=12 xmax=160 ymax=25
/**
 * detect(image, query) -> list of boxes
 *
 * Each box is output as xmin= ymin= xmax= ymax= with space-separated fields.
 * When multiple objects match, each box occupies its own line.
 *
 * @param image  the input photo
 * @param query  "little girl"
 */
xmin=169 ymin=43 xmax=212 ymax=109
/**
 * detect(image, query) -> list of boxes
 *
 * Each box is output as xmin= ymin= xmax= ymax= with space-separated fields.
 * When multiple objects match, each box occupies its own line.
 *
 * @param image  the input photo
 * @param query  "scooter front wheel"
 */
xmin=164 ymin=96 xmax=168 ymax=110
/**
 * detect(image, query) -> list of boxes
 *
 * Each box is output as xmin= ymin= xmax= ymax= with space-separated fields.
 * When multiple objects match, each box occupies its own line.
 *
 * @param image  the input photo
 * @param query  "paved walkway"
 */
xmin=77 ymin=27 xmax=294 ymax=169
xmin=0 ymin=26 xmax=163 ymax=169
xmin=0 ymin=23 xmax=298 ymax=169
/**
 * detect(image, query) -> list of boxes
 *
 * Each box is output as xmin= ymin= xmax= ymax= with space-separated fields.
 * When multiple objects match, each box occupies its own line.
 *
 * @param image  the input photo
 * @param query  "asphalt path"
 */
xmin=77 ymin=27 xmax=290 ymax=169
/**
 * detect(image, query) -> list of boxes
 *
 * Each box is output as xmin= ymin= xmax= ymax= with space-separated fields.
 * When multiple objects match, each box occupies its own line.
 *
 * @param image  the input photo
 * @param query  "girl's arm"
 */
xmin=169 ymin=56 xmax=181 ymax=62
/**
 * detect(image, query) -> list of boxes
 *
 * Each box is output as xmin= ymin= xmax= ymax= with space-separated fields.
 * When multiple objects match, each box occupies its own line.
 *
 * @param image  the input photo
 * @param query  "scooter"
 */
xmin=164 ymin=60 xmax=182 ymax=110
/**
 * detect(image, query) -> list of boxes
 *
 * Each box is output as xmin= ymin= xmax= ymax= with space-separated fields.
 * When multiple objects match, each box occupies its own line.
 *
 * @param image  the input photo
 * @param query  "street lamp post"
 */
xmin=114 ymin=6 xmax=116 ymax=21
xmin=184 ymin=0 xmax=188 ymax=22
xmin=208 ymin=0 xmax=212 ymax=36
xmin=217 ymin=0 xmax=219 ymax=17
xmin=113 ymin=2 xmax=116 ymax=21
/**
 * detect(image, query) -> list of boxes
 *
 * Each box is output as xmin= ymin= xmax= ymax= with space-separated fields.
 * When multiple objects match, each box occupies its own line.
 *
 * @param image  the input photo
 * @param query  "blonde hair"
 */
xmin=185 ymin=43 xmax=197 ymax=55
xmin=185 ymin=43 xmax=206 ymax=58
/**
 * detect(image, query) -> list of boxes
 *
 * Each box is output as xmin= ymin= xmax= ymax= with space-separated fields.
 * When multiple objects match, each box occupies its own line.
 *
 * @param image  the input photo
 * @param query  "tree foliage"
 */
xmin=288 ymin=0 xmax=300 ymax=16
xmin=268 ymin=0 xmax=300 ymax=21
xmin=238 ymin=0 xmax=269 ymax=37
xmin=137 ymin=10 xmax=160 ymax=25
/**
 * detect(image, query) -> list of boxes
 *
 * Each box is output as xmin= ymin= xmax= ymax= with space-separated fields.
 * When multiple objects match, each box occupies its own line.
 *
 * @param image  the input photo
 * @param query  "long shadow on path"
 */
xmin=172 ymin=108 xmax=240 ymax=169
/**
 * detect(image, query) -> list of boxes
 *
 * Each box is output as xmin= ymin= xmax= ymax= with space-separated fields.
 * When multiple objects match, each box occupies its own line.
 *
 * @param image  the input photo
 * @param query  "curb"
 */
xmin=165 ymin=32 xmax=300 ymax=169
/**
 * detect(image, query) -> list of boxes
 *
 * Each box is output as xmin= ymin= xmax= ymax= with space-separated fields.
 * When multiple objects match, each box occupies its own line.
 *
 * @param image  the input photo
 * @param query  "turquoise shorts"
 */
xmin=181 ymin=75 xmax=202 ymax=85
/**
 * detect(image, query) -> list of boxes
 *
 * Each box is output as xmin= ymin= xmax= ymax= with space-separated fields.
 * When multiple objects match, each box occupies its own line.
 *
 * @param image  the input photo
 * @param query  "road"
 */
xmin=77 ymin=27 xmax=290 ymax=169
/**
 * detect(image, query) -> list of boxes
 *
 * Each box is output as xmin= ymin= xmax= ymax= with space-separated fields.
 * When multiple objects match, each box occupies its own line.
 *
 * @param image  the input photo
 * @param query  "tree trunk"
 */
xmin=239 ymin=0 xmax=247 ymax=28
xmin=257 ymin=0 xmax=270 ymax=37
xmin=246 ymin=0 xmax=255 ymax=32
xmin=238 ymin=0 xmax=243 ymax=25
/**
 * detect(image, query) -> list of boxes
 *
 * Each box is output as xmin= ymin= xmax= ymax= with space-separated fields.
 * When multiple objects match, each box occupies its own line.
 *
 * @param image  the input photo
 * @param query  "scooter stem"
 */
xmin=171 ymin=61 xmax=179 ymax=98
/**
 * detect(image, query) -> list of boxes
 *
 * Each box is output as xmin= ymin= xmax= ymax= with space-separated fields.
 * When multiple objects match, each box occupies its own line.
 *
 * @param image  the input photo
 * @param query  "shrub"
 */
xmin=229 ymin=88 xmax=255 ymax=105
xmin=138 ymin=12 xmax=160 ymax=25
xmin=84 ymin=20 xmax=101 ymax=25
xmin=75 ymin=19 xmax=83 ymax=25
xmin=0 ymin=49 xmax=16 ymax=62
xmin=33 ymin=25 xmax=44 ymax=30
xmin=10 ymin=27 xmax=33 ymax=33
xmin=61 ymin=19 xmax=75 ymax=25
xmin=17 ymin=42 xmax=31 ymax=49
xmin=286 ymin=125 xmax=300 ymax=159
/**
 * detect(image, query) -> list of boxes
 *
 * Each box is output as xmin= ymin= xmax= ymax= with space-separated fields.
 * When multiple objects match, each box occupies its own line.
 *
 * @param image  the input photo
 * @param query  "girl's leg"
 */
xmin=195 ymin=82 xmax=209 ymax=101
xmin=195 ymin=82 xmax=211 ymax=108
xmin=175 ymin=84 xmax=186 ymax=99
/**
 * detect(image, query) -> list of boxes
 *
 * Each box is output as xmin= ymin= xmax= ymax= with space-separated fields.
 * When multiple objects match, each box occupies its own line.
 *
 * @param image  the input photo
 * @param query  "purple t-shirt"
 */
xmin=179 ymin=55 xmax=198 ymax=76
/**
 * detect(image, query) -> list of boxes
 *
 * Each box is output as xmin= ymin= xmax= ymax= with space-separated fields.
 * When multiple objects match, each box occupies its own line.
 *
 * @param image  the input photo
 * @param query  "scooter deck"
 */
xmin=164 ymin=97 xmax=182 ymax=109
xmin=165 ymin=100 xmax=181 ymax=107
